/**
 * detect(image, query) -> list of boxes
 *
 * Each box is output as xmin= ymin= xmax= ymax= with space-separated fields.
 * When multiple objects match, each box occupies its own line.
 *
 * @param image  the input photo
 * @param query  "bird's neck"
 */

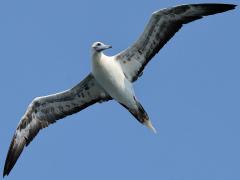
xmin=91 ymin=51 xmax=107 ymax=65
xmin=92 ymin=51 xmax=102 ymax=60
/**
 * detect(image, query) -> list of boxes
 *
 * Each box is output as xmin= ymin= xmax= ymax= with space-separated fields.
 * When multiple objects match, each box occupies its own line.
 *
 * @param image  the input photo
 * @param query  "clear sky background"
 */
xmin=0 ymin=0 xmax=239 ymax=179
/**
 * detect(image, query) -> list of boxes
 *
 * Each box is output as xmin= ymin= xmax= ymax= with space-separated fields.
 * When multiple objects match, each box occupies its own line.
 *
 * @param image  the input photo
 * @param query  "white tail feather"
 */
xmin=144 ymin=120 xmax=157 ymax=134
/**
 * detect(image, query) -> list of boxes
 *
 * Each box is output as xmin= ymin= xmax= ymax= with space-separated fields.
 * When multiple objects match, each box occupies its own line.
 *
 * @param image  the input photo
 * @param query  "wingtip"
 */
xmin=3 ymin=163 xmax=10 ymax=178
xmin=230 ymin=4 xmax=237 ymax=8
xmin=3 ymin=159 xmax=9 ymax=177
xmin=216 ymin=3 xmax=237 ymax=11
xmin=226 ymin=4 xmax=237 ymax=10
xmin=198 ymin=3 xmax=237 ymax=14
xmin=3 ymin=170 xmax=8 ymax=178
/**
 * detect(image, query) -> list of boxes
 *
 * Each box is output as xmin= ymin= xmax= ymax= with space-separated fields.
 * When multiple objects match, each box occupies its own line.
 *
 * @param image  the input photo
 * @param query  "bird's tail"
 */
xmin=120 ymin=100 xmax=156 ymax=133
xmin=135 ymin=101 xmax=157 ymax=133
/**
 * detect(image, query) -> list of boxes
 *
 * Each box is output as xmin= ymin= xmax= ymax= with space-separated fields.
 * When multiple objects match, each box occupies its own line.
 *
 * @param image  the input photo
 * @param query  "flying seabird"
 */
xmin=4 ymin=3 xmax=236 ymax=176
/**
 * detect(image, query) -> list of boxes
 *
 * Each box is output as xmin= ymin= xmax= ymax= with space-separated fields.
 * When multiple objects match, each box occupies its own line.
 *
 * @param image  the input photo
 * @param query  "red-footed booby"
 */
xmin=4 ymin=3 xmax=236 ymax=176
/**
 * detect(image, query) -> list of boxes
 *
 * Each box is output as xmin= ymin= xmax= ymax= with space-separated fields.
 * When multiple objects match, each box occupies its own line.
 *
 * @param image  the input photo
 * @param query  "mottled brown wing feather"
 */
xmin=3 ymin=74 xmax=111 ymax=176
xmin=116 ymin=4 xmax=236 ymax=82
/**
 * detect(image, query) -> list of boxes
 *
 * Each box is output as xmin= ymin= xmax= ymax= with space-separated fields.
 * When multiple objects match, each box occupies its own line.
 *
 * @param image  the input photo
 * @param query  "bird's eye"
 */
xmin=97 ymin=43 xmax=101 ymax=46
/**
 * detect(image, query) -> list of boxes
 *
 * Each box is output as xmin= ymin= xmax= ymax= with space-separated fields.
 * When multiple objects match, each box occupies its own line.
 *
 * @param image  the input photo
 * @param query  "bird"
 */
xmin=3 ymin=3 xmax=236 ymax=176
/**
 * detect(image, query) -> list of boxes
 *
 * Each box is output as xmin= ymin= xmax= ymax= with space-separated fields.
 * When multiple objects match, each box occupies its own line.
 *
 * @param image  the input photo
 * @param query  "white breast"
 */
xmin=92 ymin=53 xmax=136 ymax=108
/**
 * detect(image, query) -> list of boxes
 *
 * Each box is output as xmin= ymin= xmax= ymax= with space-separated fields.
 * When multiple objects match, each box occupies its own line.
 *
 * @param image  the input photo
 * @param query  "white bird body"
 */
xmin=92 ymin=52 xmax=136 ymax=109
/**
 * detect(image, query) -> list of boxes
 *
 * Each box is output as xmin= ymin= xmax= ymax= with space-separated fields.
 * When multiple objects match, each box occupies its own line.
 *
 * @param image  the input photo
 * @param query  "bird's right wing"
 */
xmin=4 ymin=73 xmax=111 ymax=176
xmin=115 ymin=4 xmax=236 ymax=82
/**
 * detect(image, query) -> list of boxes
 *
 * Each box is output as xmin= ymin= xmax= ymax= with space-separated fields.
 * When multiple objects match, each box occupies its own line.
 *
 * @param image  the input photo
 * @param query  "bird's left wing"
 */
xmin=3 ymin=73 xmax=111 ymax=176
xmin=115 ymin=3 xmax=236 ymax=82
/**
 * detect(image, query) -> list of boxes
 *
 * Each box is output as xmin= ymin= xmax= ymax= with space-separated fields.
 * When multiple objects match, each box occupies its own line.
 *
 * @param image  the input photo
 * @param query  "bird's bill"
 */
xmin=102 ymin=44 xmax=112 ymax=50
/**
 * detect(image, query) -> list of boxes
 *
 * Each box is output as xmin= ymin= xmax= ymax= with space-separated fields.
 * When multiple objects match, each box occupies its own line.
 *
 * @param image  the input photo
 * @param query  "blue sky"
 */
xmin=0 ymin=0 xmax=239 ymax=179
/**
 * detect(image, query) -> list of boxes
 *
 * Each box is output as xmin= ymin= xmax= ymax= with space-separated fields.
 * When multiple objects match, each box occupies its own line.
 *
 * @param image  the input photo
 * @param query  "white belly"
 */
xmin=92 ymin=54 xmax=136 ymax=108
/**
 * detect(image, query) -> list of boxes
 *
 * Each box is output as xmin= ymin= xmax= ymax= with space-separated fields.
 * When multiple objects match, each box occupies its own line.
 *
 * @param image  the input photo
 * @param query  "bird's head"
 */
xmin=91 ymin=42 xmax=112 ymax=53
